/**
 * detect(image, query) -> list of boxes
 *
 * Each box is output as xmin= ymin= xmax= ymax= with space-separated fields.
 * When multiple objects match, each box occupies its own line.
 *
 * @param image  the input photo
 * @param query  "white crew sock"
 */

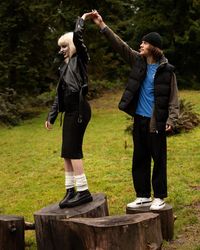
xmin=65 ymin=171 xmax=75 ymax=190
xmin=75 ymin=174 xmax=88 ymax=192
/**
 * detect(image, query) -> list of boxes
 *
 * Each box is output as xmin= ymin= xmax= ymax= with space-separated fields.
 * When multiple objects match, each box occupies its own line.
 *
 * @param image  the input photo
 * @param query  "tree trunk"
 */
xmin=60 ymin=213 xmax=163 ymax=250
xmin=34 ymin=193 xmax=109 ymax=250
xmin=0 ymin=215 xmax=24 ymax=250
xmin=126 ymin=203 xmax=174 ymax=241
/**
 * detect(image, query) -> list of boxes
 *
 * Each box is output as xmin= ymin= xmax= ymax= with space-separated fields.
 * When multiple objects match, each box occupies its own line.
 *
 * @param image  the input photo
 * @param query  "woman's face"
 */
xmin=59 ymin=43 xmax=70 ymax=59
xmin=139 ymin=41 xmax=152 ymax=57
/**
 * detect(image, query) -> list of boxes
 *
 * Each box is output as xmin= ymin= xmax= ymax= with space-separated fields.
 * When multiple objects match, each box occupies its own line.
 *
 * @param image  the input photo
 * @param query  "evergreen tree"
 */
xmin=0 ymin=1 xmax=65 ymax=93
xmin=0 ymin=0 xmax=199 ymax=95
xmin=0 ymin=0 xmax=134 ymax=94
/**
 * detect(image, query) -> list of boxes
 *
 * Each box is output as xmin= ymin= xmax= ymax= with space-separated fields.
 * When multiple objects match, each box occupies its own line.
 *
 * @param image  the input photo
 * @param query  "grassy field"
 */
xmin=0 ymin=89 xmax=200 ymax=249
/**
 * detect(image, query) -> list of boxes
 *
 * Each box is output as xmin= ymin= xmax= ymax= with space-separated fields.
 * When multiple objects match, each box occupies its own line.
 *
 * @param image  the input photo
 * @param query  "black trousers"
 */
xmin=132 ymin=115 xmax=167 ymax=198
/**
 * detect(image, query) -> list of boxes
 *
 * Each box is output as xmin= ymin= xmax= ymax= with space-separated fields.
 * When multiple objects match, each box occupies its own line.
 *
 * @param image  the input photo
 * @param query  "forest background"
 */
xmin=0 ymin=0 xmax=200 ymax=103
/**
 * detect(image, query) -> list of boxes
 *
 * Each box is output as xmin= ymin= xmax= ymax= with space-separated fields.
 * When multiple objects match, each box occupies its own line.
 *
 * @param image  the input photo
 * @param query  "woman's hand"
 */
xmin=81 ymin=12 xmax=94 ymax=21
xmin=45 ymin=121 xmax=53 ymax=130
xmin=81 ymin=10 xmax=106 ymax=29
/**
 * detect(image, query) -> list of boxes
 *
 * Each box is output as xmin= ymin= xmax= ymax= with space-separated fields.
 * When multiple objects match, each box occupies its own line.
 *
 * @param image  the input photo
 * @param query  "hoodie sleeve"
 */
xmin=101 ymin=26 xmax=142 ymax=68
xmin=166 ymin=73 xmax=179 ymax=128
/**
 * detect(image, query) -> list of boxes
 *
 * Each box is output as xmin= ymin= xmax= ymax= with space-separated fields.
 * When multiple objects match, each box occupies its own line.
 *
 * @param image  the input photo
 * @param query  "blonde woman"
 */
xmin=45 ymin=13 xmax=94 ymax=208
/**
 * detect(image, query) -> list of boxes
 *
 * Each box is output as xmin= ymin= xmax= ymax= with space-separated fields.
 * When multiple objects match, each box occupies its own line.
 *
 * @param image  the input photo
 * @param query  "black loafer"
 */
xmin=65 ymin=190 xmax=93 ymax=208
xmin=59 ymin=188 xmax=76 ymax=209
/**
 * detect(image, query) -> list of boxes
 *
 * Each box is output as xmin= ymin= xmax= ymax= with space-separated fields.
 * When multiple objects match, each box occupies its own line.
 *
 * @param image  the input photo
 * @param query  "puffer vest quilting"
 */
xmin=118 ymin=57 xmax=146 ymax=116
xmin=119 ymin=61 xmax=174 ymax=131
xmin=154 ymin=64 xmax=173 ymax=130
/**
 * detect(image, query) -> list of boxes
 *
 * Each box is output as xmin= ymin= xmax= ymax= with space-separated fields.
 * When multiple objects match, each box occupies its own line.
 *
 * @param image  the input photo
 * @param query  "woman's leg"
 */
xmin=59 ymin=158 xmax=75 ymax=208
xmin=65 ymin=159 xmax=92 ymax=207
xmin=63 ymin=158 xmax=74 ymax=189
xmin=64 ymin=158 xmax=73 ymax=172
xmin=71 ymin=159 xmax=89 ymax=192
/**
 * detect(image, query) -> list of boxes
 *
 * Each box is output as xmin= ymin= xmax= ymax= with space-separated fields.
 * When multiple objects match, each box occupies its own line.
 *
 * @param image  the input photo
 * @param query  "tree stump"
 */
xmin=60 ymin=213 xmax=163 ymax=250
xmin=0 ymin=215 xmax=24 ymax=250
xmin=126 ymin=203 xmax=174 ymax=241
xmin=34 ymin=193 xmax=109 ymax=250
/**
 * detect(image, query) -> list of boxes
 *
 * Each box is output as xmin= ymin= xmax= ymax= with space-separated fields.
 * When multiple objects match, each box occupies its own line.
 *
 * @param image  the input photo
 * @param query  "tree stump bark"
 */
xmin=34 ymin=193 xmax=109 ymax=250
xmin=126 ymin=203 xmax=174 ymax=241
xmin=60 ymin=213 xmax=163 ymax=250
xmin=0 ymin=215 xmax=24 ymax=250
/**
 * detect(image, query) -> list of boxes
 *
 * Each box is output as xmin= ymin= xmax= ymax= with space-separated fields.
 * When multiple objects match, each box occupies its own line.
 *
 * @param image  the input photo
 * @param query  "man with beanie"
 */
xmin=91 ymin=11 xmax=179 ymax=210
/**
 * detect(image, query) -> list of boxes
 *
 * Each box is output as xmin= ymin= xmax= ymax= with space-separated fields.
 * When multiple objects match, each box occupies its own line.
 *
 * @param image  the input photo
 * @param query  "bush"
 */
xmin=35 ymin=88 xmax=56 ymax=107
xmin=0 ymin=88 xmax=40 ymax=126
xmin=174 ymin=99 xmax=200 ymax=134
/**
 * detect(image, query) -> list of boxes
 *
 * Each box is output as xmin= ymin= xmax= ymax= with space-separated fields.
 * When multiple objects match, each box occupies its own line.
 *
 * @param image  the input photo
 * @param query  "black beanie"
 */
xmin=142 ymin=32 xmax=162 ymax=49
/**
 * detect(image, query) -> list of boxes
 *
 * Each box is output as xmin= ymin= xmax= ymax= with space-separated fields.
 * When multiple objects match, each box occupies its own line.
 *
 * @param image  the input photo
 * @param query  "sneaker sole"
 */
xmin=150 ymin=203 xmax=166 ymax=210
xmin=127 ymin=202 xmax=152 ymax=209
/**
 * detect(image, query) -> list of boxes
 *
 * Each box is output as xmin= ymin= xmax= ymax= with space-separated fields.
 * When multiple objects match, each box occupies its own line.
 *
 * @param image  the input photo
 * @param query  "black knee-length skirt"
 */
xmin=61 ymin=93 xmax=91 ymax=159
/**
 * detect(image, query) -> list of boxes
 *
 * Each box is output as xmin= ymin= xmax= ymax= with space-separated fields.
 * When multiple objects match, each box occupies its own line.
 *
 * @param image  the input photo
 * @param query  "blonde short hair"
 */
xmin=58 ymin=32 xmax=76 ymax=58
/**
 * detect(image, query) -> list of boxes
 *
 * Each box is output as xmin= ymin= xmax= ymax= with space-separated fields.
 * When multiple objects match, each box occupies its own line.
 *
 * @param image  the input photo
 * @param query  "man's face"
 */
xmin=139 ymin=41 xmax=152 ymax=57
xmin=59 ymin=42 xmax=70 ymax=59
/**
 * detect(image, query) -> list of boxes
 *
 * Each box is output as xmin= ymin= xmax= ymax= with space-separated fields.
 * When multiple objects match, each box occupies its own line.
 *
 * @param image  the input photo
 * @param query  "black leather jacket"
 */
xmin=47 ymin=17 xmax=89 ymax=124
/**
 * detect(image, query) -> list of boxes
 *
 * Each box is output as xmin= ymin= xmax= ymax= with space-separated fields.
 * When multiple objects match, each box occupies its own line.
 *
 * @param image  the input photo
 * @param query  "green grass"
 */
xmin=0 ymin=89 xmax=200 ymax=249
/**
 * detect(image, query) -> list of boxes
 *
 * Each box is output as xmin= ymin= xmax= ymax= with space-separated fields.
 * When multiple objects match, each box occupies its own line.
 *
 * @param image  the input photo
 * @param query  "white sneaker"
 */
xmin=127 ymin=197 xmax=152 ymax=209
xmin=150 ymin=198 xmax=165 ymax=210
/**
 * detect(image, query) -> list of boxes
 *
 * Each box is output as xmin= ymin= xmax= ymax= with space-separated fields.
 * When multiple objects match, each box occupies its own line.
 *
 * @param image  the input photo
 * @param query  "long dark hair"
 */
xmin=149 ymin=46 xmax=164 ymax=62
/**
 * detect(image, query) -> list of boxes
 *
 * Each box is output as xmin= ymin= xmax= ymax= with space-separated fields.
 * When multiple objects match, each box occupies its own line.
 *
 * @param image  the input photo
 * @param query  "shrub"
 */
xmin=174 ymin=99 xmax=200 ymax=134
xmin=35 ymin=88 xmax=56 ymax=107
xmin=0 ymin=88 xmax=40 ymax=126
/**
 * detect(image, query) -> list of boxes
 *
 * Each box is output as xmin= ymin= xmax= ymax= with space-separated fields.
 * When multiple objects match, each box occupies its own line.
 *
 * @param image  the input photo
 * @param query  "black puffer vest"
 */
xmin=119 ymin=59 xmax=174 ymax=131
xmin=154 ymin=64 xmax=174 ymax=130
xmin=118 ymin=56 xmax=146 ymax=116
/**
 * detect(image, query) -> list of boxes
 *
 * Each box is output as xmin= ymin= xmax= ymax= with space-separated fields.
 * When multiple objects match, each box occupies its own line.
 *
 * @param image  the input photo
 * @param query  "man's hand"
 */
xmin=165 ymin=124 xmax=172 ymax=132
xmin=91 ymin=10 xmax=106 ymax=29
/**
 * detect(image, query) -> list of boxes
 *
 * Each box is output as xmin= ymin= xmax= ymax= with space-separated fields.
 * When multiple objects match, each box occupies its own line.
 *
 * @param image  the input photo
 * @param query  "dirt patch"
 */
xmin=189 ymin=185 xmax=200 ymax=191
xmin=163 ymin=225 xmax=200 ymax=250
xmin=163 ymin=203 xmax=200 ymax=250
